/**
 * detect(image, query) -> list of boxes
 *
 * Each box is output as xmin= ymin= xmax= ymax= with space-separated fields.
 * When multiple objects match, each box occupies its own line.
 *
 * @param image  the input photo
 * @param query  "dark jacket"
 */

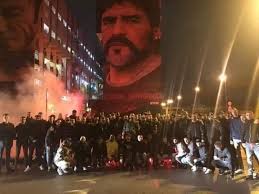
xmin=229 ymin=117 xmax=243 ymax=140
xmin=15 ymin=123 xmax=29 ymax=143
xmin=45 ymin=123 xmax=59 ymax=147
xmin=204 ymin=119 xmax=222 ymax=144
xmin=29 ymin=119 xmax=47 ymax=142
xmin=135 ymin=141 xmax=147 ymax=154
xmin=242 ymin=120 xmax=259 ymax=143
xmin=219 ymin=118 xmax=230 ymax=145
xmin=187 ymin=121 xmax=204 ymax=140
xmin=0 ymin=122 xmax=15 ymax=142
xmin=177 ymin=118 xmax=189 ymax=139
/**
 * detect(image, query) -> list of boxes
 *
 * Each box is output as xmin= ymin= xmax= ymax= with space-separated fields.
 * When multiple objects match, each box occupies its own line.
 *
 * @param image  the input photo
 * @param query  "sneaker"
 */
xmin=203 ymin=167 xmax=207 ymax=172
xmin=246 ymin=175 xmax=253 ymax=180
xmin=24 ymin=166 xmax=31 ymax=173
xmin=234 ymin=169 xmax=243 ymax=174
xmin=39 ymin=165 xmax=44 ymax=171
xmin=205 ymin=168 xmax=212 ymax=174
xmin=83 ymin=167 xmax=87 ymax=171
xmin=57 ymin=168 xmax=63 ymax=176
xmin=191 ymin=166 xmax=198 ymax=172
xmin=224 ymin=170 xmax=231 ymax=175
xmin=219 ymin=169 xmax=224 ymax=175
xmin=48 ymin=166 xmax=51 ymax=172
xmin=74 ymin=166 xmax=77 ymax=172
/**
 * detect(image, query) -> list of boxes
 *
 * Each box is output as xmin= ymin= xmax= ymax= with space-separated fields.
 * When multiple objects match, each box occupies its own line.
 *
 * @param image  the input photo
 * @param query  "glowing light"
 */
xmin=167 ymin=99 xmax=174 ymax=104
xmin=177 ymin=95 xmax=182 ymax=101
xmin=195 ymin=86 xmax=200 ymax=92
xmin=61 ymin=96 xmax=71 ymax=102
xmin=213 ymin=6 xmax=243 ymax=118
xmin=218 ymin=74 xmax=227 ymax=82
xmin=34 ymin=79 xmax=42 ymax=86
xmin=161 ymin=102 xmax=166 ymax=107
xmin=246 ymin=58 xmax=259 ymax=108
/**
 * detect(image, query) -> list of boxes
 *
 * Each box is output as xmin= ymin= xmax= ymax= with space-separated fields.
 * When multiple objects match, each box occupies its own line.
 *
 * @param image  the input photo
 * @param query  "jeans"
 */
xmin=0 ymin=139 xmax=13 ymax=170
xmin=177 ymin=154 xmax=194 ymax=167
xmin=232 ymin=139 xmax=244 ymax=170
xmin=245 ymin=143 xmax=259 ymax=175
xmin=212 ymin=159 xmax=232 ymax=171
xmin=45 ymin=145 xmax=57 ymax=168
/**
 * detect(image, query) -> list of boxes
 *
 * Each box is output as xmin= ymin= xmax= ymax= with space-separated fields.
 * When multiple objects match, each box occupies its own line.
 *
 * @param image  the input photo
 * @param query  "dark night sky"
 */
xmin=66 ymin=0 xmax=104 ymax=62
xmin=67 ymin=0 xmax=259 ymax=109
xmin=162 ymin=0 xmax=259 ymax=109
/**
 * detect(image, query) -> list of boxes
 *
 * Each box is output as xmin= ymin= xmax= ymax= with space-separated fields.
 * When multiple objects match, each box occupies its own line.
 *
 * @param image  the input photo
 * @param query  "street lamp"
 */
xmin=167 ymin=99 xmax=174 ymax=104
xmin=161 ymin=102 xmax=166 ymax=107
xmin=218 ymin=73 xmax=227 ymax=82
xmin=177 ymin=95 xmax=182 ymax=101
xmin=195 ymin=86 xmax=200 ymax=93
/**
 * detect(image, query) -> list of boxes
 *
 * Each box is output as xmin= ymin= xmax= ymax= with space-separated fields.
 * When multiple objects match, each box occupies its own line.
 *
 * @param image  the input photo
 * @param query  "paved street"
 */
xmin=0 ymin=169 xmax=259 ymax=194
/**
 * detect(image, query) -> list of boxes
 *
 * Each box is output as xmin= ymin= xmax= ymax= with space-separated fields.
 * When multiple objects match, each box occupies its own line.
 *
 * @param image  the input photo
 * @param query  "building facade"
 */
xmin=34 ymin=0 xmax=103 ymax=105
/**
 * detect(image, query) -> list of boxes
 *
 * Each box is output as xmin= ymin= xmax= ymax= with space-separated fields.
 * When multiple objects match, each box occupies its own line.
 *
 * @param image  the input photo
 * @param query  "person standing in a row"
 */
xmin=0 ymin=113 xmax=15 ymax=173
xmin=15 ymin=116 xmax=29 ymax=170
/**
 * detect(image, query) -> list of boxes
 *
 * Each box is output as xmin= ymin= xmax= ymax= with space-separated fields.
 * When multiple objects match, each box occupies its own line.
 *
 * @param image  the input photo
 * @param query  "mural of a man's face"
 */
xmin=101 ymin=2 xmax=155 ymax=69
xmin=0 ymin=0 xmax=35 ymax=54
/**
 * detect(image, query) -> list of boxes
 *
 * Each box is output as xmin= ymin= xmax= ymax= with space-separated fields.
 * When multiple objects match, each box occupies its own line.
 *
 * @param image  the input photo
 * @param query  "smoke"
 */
xmin=0 ymin=68 xmax=85 ymax=124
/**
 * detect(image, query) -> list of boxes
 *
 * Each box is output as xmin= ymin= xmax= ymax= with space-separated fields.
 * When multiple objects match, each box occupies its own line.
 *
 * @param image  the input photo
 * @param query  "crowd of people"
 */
xmin=0 ymin=108 xmax=258 ymax=180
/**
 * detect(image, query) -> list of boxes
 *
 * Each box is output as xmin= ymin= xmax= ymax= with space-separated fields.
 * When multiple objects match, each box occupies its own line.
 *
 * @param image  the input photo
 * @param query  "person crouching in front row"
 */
xmin=175 ymin=137 xmax=195 ymax=170
xmin=193 ymin=139 xmax=207 ymax=172
xmin=54 ymin=138 xmax=75 ymax=176
xmin=211 ymin=141 xmax=234 ymax=178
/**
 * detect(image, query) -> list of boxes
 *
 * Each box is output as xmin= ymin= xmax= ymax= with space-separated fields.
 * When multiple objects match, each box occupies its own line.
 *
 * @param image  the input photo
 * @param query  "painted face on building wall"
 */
xmin=0 ymin=0 xmax=37 ymax=81
xmin=101 ymin=1 xmax=155 ymax=69
xmin=0 ymin=0 xmax=35 ymax=54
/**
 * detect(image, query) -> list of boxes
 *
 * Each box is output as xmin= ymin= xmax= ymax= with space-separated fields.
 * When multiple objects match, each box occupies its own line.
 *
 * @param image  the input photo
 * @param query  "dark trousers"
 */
xmin=232 ymin=142 xmax=244 ymax=170
xmin=123 ymin=152 xmax=134 ymax=170
xmin=76 ymin=154 xmax=91 ymax=169
xmin=135 ymin=152 xmax=147 ymax=169
xmin=0 ymin=139 xmax=13 ymax=170
xmin=28 ymin=140 xmax=44 ymax=167
xmin=15 ymin=141 xmax=29 ymax=167
xmin=206 ymin=141 xmax=215 ymax=170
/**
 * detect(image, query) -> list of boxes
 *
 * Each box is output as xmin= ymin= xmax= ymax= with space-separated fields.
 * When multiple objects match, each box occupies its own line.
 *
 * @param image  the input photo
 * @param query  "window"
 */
xmin=34 ymin=50 xmax=39 ymax=60
xmin=58 ymin=13 xmax=62 ymax=21
xmin=44 ymin=0 xmax=49 ymax=6
xmin=63 ymin=20 xmax=67 ymax=27
xmin=51 ymin=31 xmax=56 ymax=39
xmin=57 ymin=36 xmax=61 ymax=44
xmin=51 ymin=6 xmax=56 ymax=14
xmin=43 ymin=23 xmax=49 ymax=34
